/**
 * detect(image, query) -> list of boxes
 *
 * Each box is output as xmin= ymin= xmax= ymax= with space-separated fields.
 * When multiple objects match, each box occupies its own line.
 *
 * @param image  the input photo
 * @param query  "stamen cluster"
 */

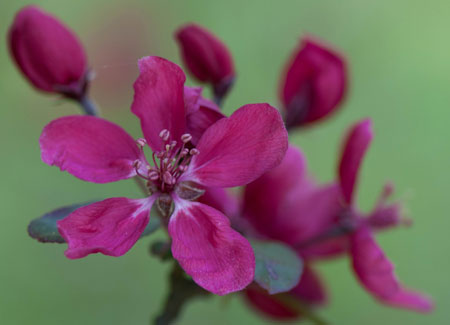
xmin=133 ymin=129 xmax=199 ymax=193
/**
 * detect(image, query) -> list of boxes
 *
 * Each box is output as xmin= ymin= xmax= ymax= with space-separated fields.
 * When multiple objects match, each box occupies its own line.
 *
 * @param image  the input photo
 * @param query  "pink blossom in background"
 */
xmin=39 ymin=56 xmax=288 ymax=295
xmin=280 ymin=37 xmax=347 ymax=129
xmin=8 ymin=5 xmax=88 ymax=99
xmin=338 ymin=119 xmax=433 ymax=312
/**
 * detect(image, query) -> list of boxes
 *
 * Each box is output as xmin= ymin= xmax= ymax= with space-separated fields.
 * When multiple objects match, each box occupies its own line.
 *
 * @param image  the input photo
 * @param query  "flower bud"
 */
xmin=8 ymin=5 xmax=88 ymax=99
xmin=175 ymin=24 xmax=235 ymax=100
xmin=280 ymin=37 xmax=347 ymax=129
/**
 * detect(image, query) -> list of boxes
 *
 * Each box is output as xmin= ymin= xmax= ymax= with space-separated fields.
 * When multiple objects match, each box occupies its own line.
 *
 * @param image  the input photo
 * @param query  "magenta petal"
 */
xmin=350 ymin=226 xmax=433 ymax=312
xmin=243 ymin=145 xmax=311 ymax=242
xmin=183 ymin=86 xmax=202 ymax=115
xmin=197 ymin=187 xmax=240 ymax=219
xmin=291 ymin=265 xmax=327 ymax=305
xmin=184 ymin=86 xmax=225 ymax=145
xmin=338 ymin=119 xmax=373 ymax=205
xmin=58 ymin=197 xmax=155 ymax=259
xmin=185 ymin=103 xmax=288 ymax=188
xmin=131 ymin=56 xmax=186 ymax=152
xmin=40 ymin=116 xmax=143 ymax=183
xmin=280 ymin=37 xmax=347 ymax=127
xmin=244 ymin=286 xmax=300 ymax=320
xmin=187 ymin=104 xmax=225 ymax=145
xmin=8 ymin=5 xmax=87 ymax=95
xmin=169 ymin=201 xmax=255 ymax=295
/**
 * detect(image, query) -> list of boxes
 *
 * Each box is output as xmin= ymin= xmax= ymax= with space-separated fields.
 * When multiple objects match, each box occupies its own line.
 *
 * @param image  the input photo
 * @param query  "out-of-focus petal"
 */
xmin=197 ymin=187 xmax=240 ymax=219
xmin=244 ymin=285 xmax=300 ymax=320
xmin=350 ymin=226 xmax=433 ymax=312
xmin=58 ymin=197 xmax=155 ymax=259
xmin=131 ymin=56 xmax=186 ymax=152
xmin=280 ymin=37 xmax=347 ymax=127
xmin=290 ymin=265 xmax=327 ymax=305
xmin=40 ymin=116 xmax=143 ymax=183
xmin=186 ymin=99 xmax=225 ymax=145
xmin=184 ymin=103 xmax=288 ymax=188
xmin=168 ymin=200 xmax=254 ymax=295
xmin=338 ymin=119 xmax=373 ymax=205
xmin=8 ymin=5 xmax=87 ymax=95
xmin=243 ymin=145 xmax=311 ymax=242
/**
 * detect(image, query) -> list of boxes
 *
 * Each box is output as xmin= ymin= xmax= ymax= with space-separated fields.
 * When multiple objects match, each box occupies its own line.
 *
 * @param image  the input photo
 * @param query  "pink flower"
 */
xmin=39 ymin=56 xmax=288 ymax=295
xmin=241 ymin=145 xmax=336 ymax=319
xmin=338 ymin=119 xmax=433 ymax=312
xmin=175 ymin=23 xmax=235 ymax=101
xmin=8 ymin=5 xmax=88 ymax=99
xmin=200 ymin=145 xmax=334 ymax=319
xmin=280 ymin=37 xmax=347 ymax=129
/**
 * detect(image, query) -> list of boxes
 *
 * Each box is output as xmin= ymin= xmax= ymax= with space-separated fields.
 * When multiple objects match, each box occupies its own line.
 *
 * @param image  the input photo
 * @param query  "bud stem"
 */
xmin=78 ymin=96 xmax=99 ymax=116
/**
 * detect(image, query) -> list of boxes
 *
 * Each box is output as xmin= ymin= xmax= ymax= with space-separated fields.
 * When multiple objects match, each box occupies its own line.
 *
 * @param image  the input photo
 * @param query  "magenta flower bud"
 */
xmin=280 ymin=37 xmax=347 ymax=129
xmin=8 ymin=5 xmax=88 ymax=99
xmin=175 ymin=24 xmax=235 ymax=101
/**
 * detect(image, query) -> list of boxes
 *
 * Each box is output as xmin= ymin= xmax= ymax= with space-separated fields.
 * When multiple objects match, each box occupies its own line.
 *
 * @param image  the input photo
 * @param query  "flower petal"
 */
xmin=338 ymin=119 xmax=373 ymax=205
xmin=243 ymin=146 xmax=342 ymax=252
xmin=280 ymin=37 xmax=347 ymax=127
xmin=290 ymin=265 xmax=327 ymax=305
xmin=243 ymin=145 xmax=312 ymax=242
xmin=58 ymin=197 xmax=155 ymax=259
xmin=40 ymin=115 xmax=143 ymax=183
xmin=131 ymin=56 xmax=186 ymax=152
xmin=168 ymin=200 xmax=254 ymax=295
xmin=244 ymin=285 xmax=300 ymax=320
xmin=184 ymin=103 xmax=288 ymax=188
xmin=184 ymin=86 xmax=225 ymax=145
xmin=350 ymin=226 xmax=433 ymax=312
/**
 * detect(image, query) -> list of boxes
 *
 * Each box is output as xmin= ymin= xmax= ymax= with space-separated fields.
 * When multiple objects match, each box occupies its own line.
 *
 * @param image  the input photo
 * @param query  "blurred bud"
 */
xmin=280 ymin=37 xmax=347 ymax=129
xmin=8 ymin=5 xmax=88 ymax=100
xmin=175 ymin=23 xmax=235 ymax=101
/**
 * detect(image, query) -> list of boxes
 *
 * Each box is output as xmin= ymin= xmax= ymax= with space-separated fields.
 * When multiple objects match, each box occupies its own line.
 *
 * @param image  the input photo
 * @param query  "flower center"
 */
xmin=133 ymin=129 xmax=199 ymax=194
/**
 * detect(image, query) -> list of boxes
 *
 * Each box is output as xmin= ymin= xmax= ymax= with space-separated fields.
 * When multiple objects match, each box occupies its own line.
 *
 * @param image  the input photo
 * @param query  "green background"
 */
xmin=0 ymin=0 xmax=448 ymax=324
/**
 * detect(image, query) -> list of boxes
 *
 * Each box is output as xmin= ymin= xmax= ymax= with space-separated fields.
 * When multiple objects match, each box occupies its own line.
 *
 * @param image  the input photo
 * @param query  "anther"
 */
xmin=170 ymin=141 xmax=177 ymax=148
xmin=180 ymin=148 xmax=189 ymax=157
xmin=136 ymin=138 xmax=146 ymax=147
xmin=159 ymin=129 xmax=170 ymax=141
xmin=181 ymin=133 xmax=192 ymax=143
xmin=133 ymin=160 xmax=142 ymax=169
xmin=163 ymin=171 xmax=175 ymax=185
xmin=190 ymin=148 xmax=199 ymax=156
xmin=148 ymin=170 xmax=159 ymax=181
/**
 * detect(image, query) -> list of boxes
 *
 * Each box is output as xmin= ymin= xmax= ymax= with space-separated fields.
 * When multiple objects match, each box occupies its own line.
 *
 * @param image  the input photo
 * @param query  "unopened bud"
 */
xmin=8 ymin=6 xmax=88 ymax=99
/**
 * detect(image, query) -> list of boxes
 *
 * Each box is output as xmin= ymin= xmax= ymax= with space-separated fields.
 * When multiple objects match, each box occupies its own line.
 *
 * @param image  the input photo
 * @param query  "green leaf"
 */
xmin=28 ymin=201 xmax=160 ymax=243
xmin=251 ymin=240 xmax=303 ymax=294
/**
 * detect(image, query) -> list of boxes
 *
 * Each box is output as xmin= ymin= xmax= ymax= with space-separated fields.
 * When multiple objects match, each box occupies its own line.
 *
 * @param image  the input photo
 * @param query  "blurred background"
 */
xmin=0 ymin=0 xmax=448 ymax=324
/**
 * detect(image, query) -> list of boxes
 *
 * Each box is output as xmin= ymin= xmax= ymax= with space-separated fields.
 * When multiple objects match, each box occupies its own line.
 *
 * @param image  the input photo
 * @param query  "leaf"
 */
xmin=251 ymin=240 xmax=303 ymax=294
xmin=28 ymin=201 xmax=160 ymax=243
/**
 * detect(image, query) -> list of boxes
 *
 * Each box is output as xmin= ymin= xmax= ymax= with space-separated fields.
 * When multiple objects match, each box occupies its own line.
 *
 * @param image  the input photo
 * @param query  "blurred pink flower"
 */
xmin=39 ymin=56 xmax=288 ymax=295
xmin=338 ymin=119 xmax=433 ymax=312
xmin=8 ymin=5 xmax=88 ymax=99
xmin=280 ymin=37 xmax=347 ymax=129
